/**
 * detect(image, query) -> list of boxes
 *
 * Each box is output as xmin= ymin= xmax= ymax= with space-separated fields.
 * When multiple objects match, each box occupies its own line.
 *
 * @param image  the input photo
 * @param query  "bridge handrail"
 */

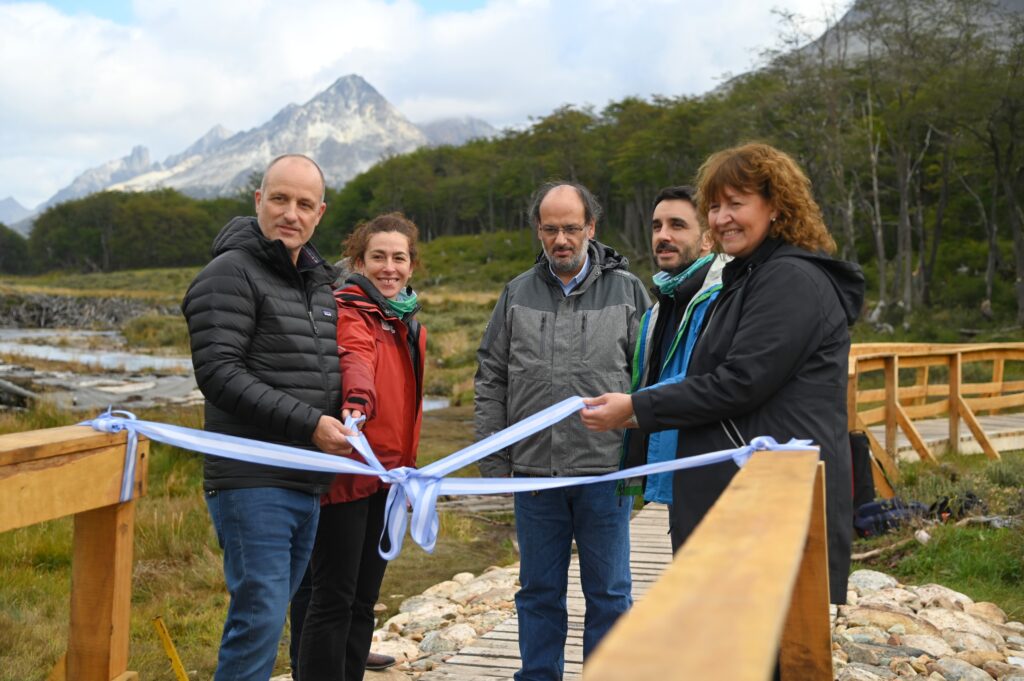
xmin=586 ymin=451 xmax=831 ymax=680
xmin=0 ymin=425 xmax=148 ymax=681
xmin=847 ymin=342 xmax=1024 ymax=497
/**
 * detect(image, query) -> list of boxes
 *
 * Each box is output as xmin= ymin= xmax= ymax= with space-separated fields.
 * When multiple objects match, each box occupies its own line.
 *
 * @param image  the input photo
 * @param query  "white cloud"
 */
xmin=0 ymin=0 xmax=843 ymax=208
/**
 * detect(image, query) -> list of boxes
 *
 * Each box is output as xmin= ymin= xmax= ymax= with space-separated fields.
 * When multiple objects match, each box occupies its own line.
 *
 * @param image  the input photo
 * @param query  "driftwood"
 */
xmin=0 ymin=377 xmax=36 ymax=400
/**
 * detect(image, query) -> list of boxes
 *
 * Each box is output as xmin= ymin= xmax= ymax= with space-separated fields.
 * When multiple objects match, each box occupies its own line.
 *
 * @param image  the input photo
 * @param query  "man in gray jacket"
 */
xmin=475 ymin=181 xmax=650 ymax=680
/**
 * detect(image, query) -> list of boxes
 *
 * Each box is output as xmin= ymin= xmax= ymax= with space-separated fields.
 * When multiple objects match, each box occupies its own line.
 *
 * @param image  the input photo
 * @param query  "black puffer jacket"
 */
xmin=182 ymin=217 xmax=342 ymax=493
xmin=631 ymin=236 xmax=865 ymax=604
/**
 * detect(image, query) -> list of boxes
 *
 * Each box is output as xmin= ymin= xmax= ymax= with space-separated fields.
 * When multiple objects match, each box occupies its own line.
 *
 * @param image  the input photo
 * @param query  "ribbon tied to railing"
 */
xmin=83 ymin=397 xmax=817 ymax=560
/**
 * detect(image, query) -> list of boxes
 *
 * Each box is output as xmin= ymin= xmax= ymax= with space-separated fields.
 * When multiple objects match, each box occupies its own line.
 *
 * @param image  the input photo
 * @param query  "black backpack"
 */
xmin=853 ymin=497 xmax=928 ymax=538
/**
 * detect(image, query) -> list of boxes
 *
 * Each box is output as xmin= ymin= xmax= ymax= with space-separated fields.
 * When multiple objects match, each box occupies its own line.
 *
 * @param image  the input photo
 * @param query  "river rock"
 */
xmin=844 ymin=607 xmax=941 ymax=636
xmin=915 ymin=584 xmax=974 ymax=610
xmin=451 ymin=572 xmax=475 ymax=585
xmin=985 ymin=660 xmax=1024 ymax=678
xmin=956 ymin=649 xmax=1005 ymax=666
xmin=419 ymin=623 xmax=478 ymax=653
xmin=849 ymin=570 xmax=900 ymax=593
xmin=928 ymin=656 xmax=997 ymax=681
xmin=965 ymin=602 xmax=1007 ymax=625
xmin=468 ymin=585 xmax=518 ymax=605
xmin=901 ymin=634 xmax=956 ymax=658
xmin=919 ymin=608 xmax=1006 ymax=645
xmin=843 ymin=626 xmax=890 ymax=645
xmin=423 ymin=580 xmax=462 ymax=599
xmin=367 ymin=636 xmax=421 ymax=662
xmin=398 ymin=594 xmax=453 ymax=614
xmin=942 ymin=631 xmax=999 ymax=653
xmin=837 ymin=665 xmax=892 ymax=680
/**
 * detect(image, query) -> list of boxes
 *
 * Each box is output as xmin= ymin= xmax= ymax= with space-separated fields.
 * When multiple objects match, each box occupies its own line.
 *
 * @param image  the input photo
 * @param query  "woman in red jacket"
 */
xmin=298 ymin=212 xmax=426 ymax=681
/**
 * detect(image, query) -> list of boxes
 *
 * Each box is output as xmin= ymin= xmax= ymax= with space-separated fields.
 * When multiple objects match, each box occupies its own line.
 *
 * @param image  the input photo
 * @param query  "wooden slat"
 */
xmin=895 ymin=403 xmax=937 ymax=464
xmin=0 ymin=442 xmax=148 ymax=532
xmin=779 ymin=464 xmax=832 ymax=678
xmin=68 ymin=502 xmax=137 ymax=681
xmin=856 ymin=416 xmax=900 ymax=483
xmin=584 ymin=451 xmax=824 ymax=681
xmin=903 ymin=399 xmax=949 ymax=420
xmin=0 ymin=425 xmax=128 ymax=467
xmin=965 ymin=392 xmax=1024 ymax=413
xmin=955 ymin=396 xmax=1001 ymax=461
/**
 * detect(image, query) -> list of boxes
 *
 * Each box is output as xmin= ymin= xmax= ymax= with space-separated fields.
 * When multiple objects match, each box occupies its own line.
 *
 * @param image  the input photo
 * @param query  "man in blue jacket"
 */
xmin=621 ymin=186 xmax=727 ymax=547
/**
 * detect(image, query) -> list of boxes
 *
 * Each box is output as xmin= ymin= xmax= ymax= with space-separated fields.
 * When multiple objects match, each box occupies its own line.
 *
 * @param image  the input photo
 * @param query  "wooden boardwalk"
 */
xmin=868 ymin=413 xmax=1024 ymax=461
xmin=418 ymin=504 xmax=673 ymax=681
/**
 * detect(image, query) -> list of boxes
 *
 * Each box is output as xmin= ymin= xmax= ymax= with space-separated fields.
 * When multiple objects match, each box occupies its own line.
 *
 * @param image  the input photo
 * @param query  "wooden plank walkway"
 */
xmin=868 ymin=413 xmax=1024 ymax=461
xmin=418 ymin=504 xmax=673 ymax=681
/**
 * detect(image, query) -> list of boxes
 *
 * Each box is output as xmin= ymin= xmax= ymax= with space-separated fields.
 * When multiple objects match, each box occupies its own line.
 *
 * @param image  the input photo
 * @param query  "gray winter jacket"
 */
xmin=475 ymin=240 xmax=650 ymax=477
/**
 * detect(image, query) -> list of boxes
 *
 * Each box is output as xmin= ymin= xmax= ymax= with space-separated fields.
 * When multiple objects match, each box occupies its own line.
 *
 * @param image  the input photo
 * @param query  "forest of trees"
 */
xmin=3 ymin=0 xmax=1022 ymax=325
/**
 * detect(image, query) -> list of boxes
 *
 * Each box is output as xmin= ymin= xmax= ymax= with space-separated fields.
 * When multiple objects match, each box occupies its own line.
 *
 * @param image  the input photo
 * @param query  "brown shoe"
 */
xmin=365 ymin=652 xmax=396 ymax=671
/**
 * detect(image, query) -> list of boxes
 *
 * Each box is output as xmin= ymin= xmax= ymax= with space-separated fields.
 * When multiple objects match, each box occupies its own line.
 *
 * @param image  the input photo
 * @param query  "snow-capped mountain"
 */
xmin=40 ymin=75 xmax=492 ymax=209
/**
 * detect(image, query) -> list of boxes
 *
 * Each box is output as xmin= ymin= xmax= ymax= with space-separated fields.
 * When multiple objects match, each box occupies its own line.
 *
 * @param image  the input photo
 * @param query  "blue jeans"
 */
xmin=513 ymin=480 xmax=632 ymax=681
xmin=206 ymin=487 xmax=320 ymax=681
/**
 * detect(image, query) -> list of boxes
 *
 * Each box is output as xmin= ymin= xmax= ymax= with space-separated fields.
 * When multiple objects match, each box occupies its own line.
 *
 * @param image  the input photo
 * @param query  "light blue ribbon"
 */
xmin=83 ymin=399 xmax=817 ymax=560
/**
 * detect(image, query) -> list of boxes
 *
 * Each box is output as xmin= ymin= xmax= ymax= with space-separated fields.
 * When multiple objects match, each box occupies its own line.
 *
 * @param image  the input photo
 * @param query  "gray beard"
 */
xmin=546 ymin=240 xmax=589 ymax=275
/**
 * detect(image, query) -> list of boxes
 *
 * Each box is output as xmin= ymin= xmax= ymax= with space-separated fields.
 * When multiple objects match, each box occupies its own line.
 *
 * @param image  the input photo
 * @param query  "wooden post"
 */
xmin=991 ymin=358 xmax=1005 ymax=415
xmin=779 ymin=463 xmax=833 ymax=679
xmin=847 ymin=359 xmax=859 ymax=431
xmin=68 ymin=502 xmax=137 ymax=681
xmin=884 ymin=356 xmax=898 ymax=463
xmin=948 ymin=353 xmax=961 ymax=454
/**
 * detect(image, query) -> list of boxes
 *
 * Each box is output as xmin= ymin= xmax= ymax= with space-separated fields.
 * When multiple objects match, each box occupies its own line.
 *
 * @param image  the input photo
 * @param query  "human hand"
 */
xmin=312 ymin=415 xmax=356 ymax=455
xmin=341 ymin=408 xmax=364 ymax=424
xmin=580 ymin=393 xmax=637 ymax=431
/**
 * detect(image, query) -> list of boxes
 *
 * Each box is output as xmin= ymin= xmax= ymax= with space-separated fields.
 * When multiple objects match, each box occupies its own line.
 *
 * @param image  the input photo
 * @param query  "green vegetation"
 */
xmin=122 ymin=314 xmax=192 ymax=353
xmin=853 ymin=450 xmax=1024 ymax=618
xmin=0 ymin=404 xmax=516 ymax=680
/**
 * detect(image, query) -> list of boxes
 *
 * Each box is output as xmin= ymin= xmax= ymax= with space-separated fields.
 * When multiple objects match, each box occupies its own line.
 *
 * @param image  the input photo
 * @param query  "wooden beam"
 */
xmin=856 ymin=415 xmax=900 ymax=483
xmin=884 ymin=356 xmax=898 ymax=464
xmin=584 ymin=450 xmax=824 ymax=681
xmin=779 ymin=463 xmax=833 ymax=679
xmin=954 ymin=395 xmax=1001 ymax=461
xmin=870 ymin=457 xmax=895 ymax=499
xmin=0 ymin=440 xmax=148 ymax=532
xmin=0 ymin=425 xmax=128 ymax=467
xmin=68 ymin=501 xmax=137 ymax=681
xmin=894 ymin=403 xmax=937 ymax=464
xmin=948 ymin=354 xmax=961 ymax=453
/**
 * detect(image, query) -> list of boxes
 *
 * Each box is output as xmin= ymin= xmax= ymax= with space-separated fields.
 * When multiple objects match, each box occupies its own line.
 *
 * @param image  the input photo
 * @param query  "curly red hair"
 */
xmin=696 ymin=143 xmax=836 ymax=255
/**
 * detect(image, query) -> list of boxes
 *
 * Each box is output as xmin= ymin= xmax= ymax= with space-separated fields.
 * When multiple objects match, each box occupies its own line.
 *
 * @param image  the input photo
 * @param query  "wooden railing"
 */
xmin=0 ymin=425 xmax=149 ymax=681
xmin=848 ymin=342 xmax=1024 ymax=497
xmin=586 ymin=450 xmax=831 ymax=680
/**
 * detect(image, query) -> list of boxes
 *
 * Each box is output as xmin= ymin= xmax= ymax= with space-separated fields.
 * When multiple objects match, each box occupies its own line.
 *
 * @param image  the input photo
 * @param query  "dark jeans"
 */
xmin=297 ymin=490 xmax=389 ymax=681
xmin=513 ymin=480 xmax=632 ymax=681
xmin=289 ymin=566 xmax=312 ymax=678
xmin=206 ymin=487 xmax=319 ymax=681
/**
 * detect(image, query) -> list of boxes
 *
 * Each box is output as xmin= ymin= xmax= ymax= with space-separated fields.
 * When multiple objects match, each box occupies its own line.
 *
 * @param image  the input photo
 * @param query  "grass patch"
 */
xmin=0 ymin=402 xmax=515 ymax=679
xmin=122 ymin=313 xmax=191 ymax=353
xmin=853 ymin=449 xmax=1024 ymax=619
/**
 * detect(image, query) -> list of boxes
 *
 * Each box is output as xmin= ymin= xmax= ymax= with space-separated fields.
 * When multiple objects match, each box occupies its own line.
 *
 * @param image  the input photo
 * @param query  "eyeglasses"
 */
xmin=539 ymin=225 xmax=586 ymax=237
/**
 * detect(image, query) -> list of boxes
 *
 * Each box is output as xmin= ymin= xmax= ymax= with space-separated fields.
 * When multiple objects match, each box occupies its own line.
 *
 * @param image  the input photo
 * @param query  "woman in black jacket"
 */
xmin=582 ymin=142 xmax=864 ymax=604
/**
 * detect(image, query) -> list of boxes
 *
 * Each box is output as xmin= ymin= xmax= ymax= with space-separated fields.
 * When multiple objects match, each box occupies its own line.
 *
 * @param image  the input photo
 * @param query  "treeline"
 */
xmin=321 ymin=0 xmax=1024 ymax=324
xmin=4 ymin=0 xmax=1022 ymax=326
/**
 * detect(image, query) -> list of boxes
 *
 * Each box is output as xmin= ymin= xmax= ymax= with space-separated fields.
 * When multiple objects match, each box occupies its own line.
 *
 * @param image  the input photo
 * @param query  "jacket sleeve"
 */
xmin=631 ymin=260 xmax=828 ymax=432
xmin=337 ymin=305 xmax=378 ymax=420
xmin=182 ymin=257 xmax=324 ymax=444
xmin=474 ymin=284 xmax=512 ymax=477
xmin=628 ymin=277 xmax=652 ymax=380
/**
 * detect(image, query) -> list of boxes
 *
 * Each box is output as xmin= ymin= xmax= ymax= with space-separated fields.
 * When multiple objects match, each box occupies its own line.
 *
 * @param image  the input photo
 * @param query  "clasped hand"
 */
xmin=580 ymin=393 xmax=637 ymax=431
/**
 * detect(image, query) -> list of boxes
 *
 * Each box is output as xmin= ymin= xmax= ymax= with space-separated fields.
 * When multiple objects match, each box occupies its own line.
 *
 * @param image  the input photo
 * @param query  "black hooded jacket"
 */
xmin=631 ymin=236 xmax=865 ymax=603
xmin=182 ymin=216 xmax=342 ymax=493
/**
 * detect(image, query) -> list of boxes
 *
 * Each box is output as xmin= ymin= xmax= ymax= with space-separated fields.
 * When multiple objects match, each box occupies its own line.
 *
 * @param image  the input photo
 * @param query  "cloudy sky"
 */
xmin=0 ymin=0 xmax=845 ymax=209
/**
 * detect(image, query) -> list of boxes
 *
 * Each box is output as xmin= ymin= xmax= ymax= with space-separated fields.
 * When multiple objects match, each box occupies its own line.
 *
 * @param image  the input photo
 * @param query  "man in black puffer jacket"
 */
xmin=182 ymin=154 xmax=353 ymax=681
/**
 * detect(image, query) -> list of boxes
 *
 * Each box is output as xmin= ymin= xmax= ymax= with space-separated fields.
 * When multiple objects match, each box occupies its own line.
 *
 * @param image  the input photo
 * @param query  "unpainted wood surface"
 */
xmin=584 ymin=450 xmax=822 ymax=681
xmin=0 ymin=425 xmax=128 ymax=467
xmin=419 ymin=504 xmax=674 ymax=681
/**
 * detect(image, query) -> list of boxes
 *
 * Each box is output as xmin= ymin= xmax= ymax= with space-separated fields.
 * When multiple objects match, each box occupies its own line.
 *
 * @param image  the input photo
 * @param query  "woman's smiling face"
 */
xmin=707 ymin=186 xmax=776 ymax=259
xmin=355 ymin=231 xmax=414 ymax=299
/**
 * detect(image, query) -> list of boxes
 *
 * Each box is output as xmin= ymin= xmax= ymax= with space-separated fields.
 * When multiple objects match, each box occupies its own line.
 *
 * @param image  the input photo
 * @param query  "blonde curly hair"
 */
xmin=696 ymin=143 xmax=836 ymax=255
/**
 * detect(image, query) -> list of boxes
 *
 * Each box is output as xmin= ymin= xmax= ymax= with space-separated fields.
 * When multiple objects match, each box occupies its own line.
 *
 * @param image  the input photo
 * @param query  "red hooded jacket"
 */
xmin=323 ymin=276 xmax=426 ymax=504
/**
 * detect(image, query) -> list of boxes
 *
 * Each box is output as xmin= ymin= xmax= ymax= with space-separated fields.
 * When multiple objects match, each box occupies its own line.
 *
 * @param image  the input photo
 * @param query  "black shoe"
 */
xmin=365 ymin=652 xmax=396 ymax=671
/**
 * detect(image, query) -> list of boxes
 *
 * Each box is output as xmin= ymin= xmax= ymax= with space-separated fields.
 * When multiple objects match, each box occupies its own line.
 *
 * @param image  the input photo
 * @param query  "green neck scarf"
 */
xmin=386 ymin=287 xmax=419 ymax=317
xmin=652 ymin=254 xmax=714 ymax=295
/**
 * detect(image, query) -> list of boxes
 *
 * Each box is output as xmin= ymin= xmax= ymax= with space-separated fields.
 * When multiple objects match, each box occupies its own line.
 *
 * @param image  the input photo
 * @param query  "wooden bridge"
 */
xmin=1 ymin=342 xmax=1022 ymax=680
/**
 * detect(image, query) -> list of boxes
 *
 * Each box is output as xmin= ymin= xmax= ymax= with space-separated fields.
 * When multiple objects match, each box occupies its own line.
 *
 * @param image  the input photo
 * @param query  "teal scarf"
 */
xmin=387 ymin=287 xmax=419 ymax=316
xmin=651 ymin=254 xmax=715 ymax=295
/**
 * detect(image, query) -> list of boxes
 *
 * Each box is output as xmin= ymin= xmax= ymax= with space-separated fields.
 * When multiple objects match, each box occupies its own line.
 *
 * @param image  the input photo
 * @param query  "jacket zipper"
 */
xmin=539 ymin=314 xmax=547 ymax=358
xmin=581 ymin=313 xmax=588 ymax=356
